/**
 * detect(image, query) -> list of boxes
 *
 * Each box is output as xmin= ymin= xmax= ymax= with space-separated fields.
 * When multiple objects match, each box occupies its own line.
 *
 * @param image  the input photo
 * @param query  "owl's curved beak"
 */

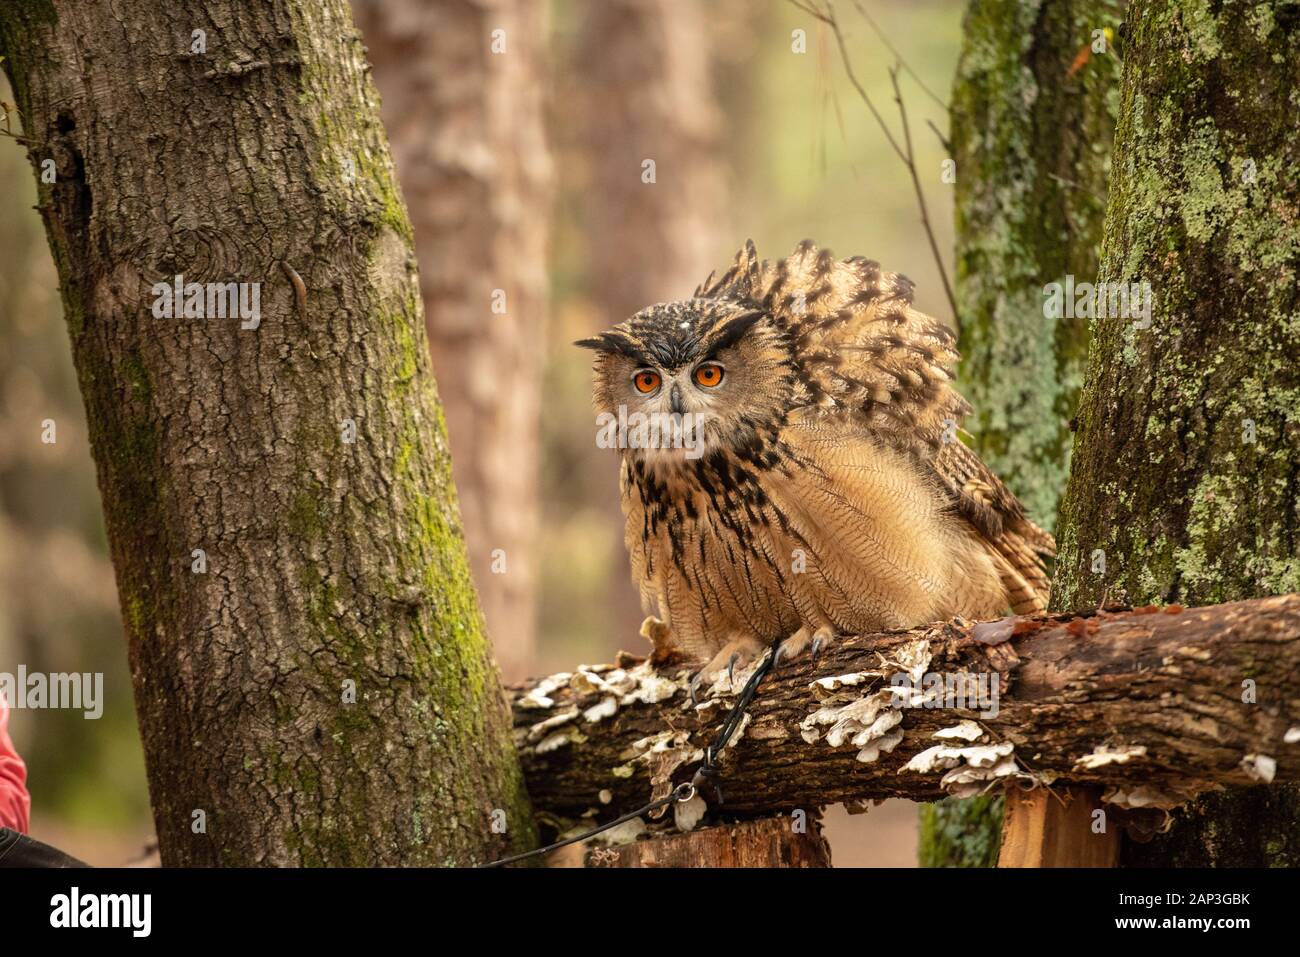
xmin=669 ymin=383 xmax=687 ymax=415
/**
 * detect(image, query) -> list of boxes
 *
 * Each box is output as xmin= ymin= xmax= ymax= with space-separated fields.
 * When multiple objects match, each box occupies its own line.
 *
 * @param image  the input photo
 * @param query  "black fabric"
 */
xmin=0 ymin=827 xmax=89 ymax=868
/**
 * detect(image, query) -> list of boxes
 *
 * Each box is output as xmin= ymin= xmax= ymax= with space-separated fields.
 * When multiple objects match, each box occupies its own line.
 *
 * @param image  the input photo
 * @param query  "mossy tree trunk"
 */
xmin=922 ymin=0 xmax=1124 ymax=867
xmin=1054 ymin=0 xmax=1300 ymax=866
xmin=0 ymin=0 xmax=534 ymax=866
xmin=352 ymin=0 xmax=553 ymax=683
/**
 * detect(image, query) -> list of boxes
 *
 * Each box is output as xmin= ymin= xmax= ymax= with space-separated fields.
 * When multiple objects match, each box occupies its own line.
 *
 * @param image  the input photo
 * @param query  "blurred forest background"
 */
xmin=0 ymin=0 xmax=964 ymax=865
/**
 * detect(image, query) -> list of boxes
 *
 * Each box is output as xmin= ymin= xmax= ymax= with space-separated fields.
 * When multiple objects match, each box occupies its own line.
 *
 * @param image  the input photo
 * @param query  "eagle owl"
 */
xmin=579 ymin=241 xmax=1054 ymax=681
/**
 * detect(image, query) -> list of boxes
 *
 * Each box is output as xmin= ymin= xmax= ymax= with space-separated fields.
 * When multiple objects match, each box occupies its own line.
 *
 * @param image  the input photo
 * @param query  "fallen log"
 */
xmin=510 ymin=595 xmax=1300 ymax=827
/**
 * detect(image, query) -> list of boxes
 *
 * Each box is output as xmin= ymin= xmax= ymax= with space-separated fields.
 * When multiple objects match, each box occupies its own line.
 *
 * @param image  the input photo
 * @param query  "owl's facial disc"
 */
xmin=579 ymin=299 xmax=793 ymax=466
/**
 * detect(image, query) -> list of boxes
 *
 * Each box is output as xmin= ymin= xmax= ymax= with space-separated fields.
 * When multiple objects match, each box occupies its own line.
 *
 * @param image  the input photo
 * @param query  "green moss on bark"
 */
xmin=1054 ymin=0 xmax=1300 ymax=866
xmin=952 ymin=0 xmax=1123 ymax=529
xmin=918 ymin=795 xmax=1005 ymax=867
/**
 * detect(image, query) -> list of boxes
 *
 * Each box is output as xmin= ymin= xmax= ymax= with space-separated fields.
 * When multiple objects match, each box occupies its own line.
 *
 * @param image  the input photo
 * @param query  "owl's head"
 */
xmin=577 ymin=299 xmax=796 ymax=465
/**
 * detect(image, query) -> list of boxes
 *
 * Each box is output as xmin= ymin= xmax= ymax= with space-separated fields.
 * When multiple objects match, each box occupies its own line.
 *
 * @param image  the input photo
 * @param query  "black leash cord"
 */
xmin=692 ymin=642 xmax=778 ymax=801
xmin=479 ymin=783 xmax=693 ymax=868
xmin=480 ymin=641 xmax=780 ymax=869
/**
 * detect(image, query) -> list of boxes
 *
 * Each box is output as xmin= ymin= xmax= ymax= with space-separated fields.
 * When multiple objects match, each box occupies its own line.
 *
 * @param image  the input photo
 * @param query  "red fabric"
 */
xmin=0 ymin=693 xmax=31 ymax=833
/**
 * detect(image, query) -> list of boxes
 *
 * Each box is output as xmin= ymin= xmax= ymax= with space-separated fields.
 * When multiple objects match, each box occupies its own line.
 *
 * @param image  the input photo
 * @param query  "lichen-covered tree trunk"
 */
xmin=0 ymin=0 xmax=533 ymax=866
xmin=923 ymin=0 xmax=1123 ymax=867
xmin=1054 ymin=0 xmax=1300 ymax=866
xmin=352 ymin=0 xmax=552 ymax=683
xmin=953 ymin=0 xmax=1123 ymax=534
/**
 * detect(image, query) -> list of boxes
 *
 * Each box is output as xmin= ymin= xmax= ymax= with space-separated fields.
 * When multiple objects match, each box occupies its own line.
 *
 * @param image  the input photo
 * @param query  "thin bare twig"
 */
xmin=925 ymin=118 xmax=951 ymax=154
xmin=1047 ymin=171 xmax=1107 ymax=203
xmin=847 ymin=0 xmax=948 ymax=111
xmin=788 ymin=0 xmax=960 ymax=327
xmin=0 ymin=102 xmax=34 ymax=145
xmin=789 ymin=0 xmax=907 ymax=164
xmin=890 ymin=63 xmax=959 ymax=324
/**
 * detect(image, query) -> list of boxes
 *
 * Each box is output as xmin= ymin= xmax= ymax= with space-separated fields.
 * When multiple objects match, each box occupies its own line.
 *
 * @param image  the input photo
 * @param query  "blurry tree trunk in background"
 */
xmin=576 ymin=0 xmax=725 ymax=318
xmin=1054 ymin=0 xmax=1300 ymax=866
xmin=0 ymin=0 xmax=533 ymax=866
xmin=922 ymin=0 xmax=1123 ymax=867
xmin=572 ymin=0 xmax=727 ymax=635
xmin=951 ymin=0 xmax=1120 ymax=528
xmin=352 ymin=0 xmax=552 ymax=682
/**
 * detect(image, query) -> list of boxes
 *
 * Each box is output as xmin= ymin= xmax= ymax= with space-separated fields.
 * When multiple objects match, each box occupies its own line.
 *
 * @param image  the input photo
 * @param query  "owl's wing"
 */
xmin=697 ymin=239 xmax=1054 ymax=613
xmin=932 ymin=438 xmax=1056 ymax=613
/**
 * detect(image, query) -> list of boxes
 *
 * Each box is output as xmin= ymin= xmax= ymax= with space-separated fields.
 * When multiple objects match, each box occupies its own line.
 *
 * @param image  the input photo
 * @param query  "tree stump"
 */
xmin=585 ymin=816 xmax=832 ymax=868
xmin=998 ymin=786 xmax=1120 ymax=867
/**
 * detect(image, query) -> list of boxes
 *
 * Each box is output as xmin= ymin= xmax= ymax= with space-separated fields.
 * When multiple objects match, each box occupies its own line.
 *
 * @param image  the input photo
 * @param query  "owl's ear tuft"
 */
xmin=706 ymin=310 xmax=764 ymax=356
xmin=574 ymin=331 xmax=647 ymax=363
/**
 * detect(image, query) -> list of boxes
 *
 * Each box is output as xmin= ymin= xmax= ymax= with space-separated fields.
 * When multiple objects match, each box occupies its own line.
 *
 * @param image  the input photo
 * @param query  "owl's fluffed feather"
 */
xmin=581 ymin=240 xmax=1053 ymax=669
xmin=695 ymin=239 xmax=967 ymax=454
xmin=699 ymin=240 xmax=1054 ymax=609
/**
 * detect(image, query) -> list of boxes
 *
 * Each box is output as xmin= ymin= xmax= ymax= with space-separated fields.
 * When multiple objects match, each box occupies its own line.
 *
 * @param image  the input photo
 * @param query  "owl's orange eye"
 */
xmin=693 ymin=363 xmax=724 ymax=388
xmin=633 ymin=370 xmax=661 ymax=393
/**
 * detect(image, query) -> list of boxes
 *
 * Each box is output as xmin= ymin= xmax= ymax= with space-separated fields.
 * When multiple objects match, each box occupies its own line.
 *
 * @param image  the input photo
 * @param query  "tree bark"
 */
xmin=0 ymin=115 xmax=135 ymax=824
xmin=953 ymin=0 xmax=1121 ymax=529
xmin=1053 ymin=0 xmax=1300 ymax=866
xmin=0 ymin=0 xmax=533 ymax=866
xmin=351 ymin=0 xmax=552 ymax=682
xmin=932 ymin=0 xmax=1124 ymax=866
xmin=510 ymin=597 xmax=1300 ymax=823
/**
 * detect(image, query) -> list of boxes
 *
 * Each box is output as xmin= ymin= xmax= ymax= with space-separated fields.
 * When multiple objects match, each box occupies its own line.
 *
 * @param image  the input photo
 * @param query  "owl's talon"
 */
xmin=689 ymin=671 xmax=703 ymax=705
xmin=773 ymin=624 xmax=832 ymax=668
xmin=696 ymin=635 xmax=766 ymax=694
xmin=773 ymin=626 xmax=811 ymax=668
